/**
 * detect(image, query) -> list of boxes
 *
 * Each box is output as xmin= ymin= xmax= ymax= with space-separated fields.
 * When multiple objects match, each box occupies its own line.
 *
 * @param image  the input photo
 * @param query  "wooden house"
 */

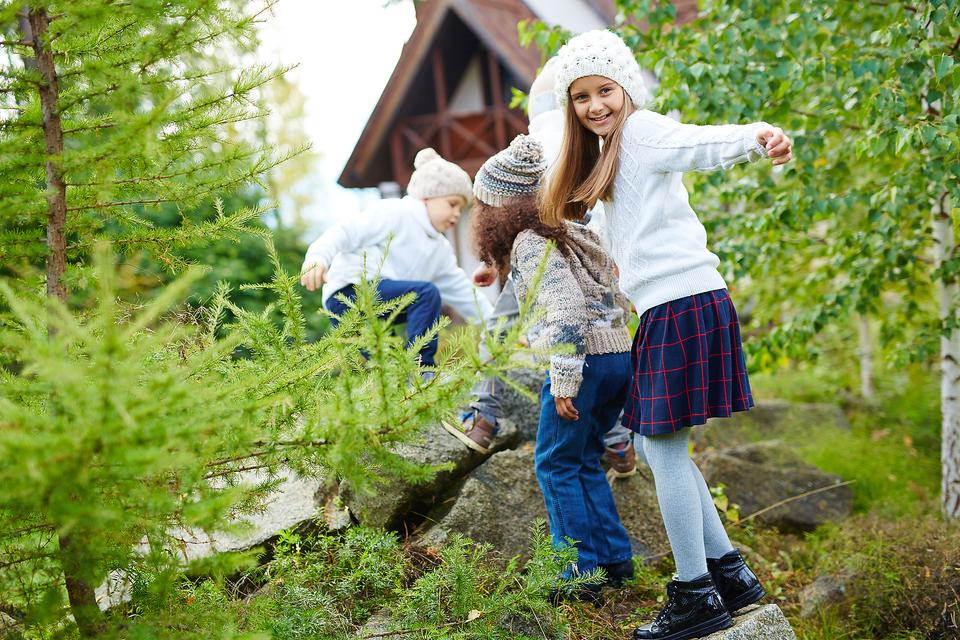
xmin=338 ymin=0 xmax=697 ymax=284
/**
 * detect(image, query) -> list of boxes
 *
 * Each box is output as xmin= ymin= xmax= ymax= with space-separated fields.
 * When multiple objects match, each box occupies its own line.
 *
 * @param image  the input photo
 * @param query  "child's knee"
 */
xmin=414 ymin=282 xmax=442 ymax=311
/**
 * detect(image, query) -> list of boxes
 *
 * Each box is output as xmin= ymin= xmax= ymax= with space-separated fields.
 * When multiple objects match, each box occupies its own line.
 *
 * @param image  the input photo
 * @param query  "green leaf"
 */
xmin=935 ymin=55 xmax=954 ymax=81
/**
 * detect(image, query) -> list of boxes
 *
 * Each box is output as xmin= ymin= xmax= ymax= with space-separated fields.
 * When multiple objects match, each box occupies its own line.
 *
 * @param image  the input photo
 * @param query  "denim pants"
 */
xmin=468 ymin=279 xmax=639 ymax=456
xmin=325 ymin=279 xmax=441 ymax=367
xmin=534 ymin=352 xmax=634 ymax=575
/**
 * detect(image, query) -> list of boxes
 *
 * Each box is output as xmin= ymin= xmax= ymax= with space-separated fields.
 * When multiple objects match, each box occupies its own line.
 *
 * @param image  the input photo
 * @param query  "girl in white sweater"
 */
xmin=545 ymin=30 xmax=792 ymax=640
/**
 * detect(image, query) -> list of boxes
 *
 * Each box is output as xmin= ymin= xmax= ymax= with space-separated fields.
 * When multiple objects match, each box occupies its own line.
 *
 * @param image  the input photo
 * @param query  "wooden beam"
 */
xmin=431 ymin=46 xmax=448 ymax=113
xmin=431 ymin=47 xmax=452 ymax=159
xmin=389 ymin=128 xmax=408 ymax=187
xmin=487 ymin=50 xmax=506 ymax=150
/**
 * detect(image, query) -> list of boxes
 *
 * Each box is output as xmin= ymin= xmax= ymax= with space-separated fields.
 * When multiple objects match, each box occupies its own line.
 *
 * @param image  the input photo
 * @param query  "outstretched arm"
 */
xmin=623 ymin=110 xmax=792 ymax=173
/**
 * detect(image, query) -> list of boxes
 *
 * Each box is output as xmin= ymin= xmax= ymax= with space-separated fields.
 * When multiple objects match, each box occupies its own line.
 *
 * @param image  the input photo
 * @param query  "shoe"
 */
xmin=441 ymin=412 xmax=497 ymax=454
xmin=599 ymin=558 xmax=634 ymax=587
xmin=603 ymin=439 xmax=637 ymax=481
xmin=548 ymin=581 xmax=602 ymax=607
xmin=633 ymin=574 xmax=733 ymax=640
xmin=707 ymin=549 xmax=765 ymax=614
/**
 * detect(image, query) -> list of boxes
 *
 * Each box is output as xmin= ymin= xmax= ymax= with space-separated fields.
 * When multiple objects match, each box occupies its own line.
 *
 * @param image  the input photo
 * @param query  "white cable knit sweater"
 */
xmin=302 ymin=196 xmax=493 ymax=322
xmin=604 ymin=109 xmax=770 ymax=315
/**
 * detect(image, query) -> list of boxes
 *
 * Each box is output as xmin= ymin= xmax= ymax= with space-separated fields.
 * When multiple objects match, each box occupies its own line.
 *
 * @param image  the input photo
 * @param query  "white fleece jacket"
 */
xmin=604 ymin=109 xmax=770 ymax=315
xmin=302 ymin=196 xmax=493 ymax=322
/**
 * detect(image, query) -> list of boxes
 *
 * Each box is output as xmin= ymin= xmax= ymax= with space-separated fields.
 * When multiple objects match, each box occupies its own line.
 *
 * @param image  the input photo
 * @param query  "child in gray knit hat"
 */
xmin=465 ymin=133 xmax=635 ymax=605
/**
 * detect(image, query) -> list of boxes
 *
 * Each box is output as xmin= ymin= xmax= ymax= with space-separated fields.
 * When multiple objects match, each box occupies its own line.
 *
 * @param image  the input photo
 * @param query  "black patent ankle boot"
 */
xmin=706 ymin=549 xmax=765 ymax=614
xmin=633 ymin=574 xmax=733 ymax=640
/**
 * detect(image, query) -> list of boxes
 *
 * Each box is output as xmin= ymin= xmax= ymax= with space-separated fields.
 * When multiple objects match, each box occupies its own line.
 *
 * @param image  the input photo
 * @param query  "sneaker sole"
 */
xmin=606 ymin=467 xmax=638 ymax=483
xmin=635 ymin=612 xmax=734 ymax=640
xmin=440 ymin=420 xmax=490 ymax=455
xmin=725 ymin=583 xmax=766 ymax=615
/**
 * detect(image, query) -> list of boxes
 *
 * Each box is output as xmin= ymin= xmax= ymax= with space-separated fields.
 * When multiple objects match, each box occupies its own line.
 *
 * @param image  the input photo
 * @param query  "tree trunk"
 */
xmin=856 ymin=315 xmax=875 ymax=402
xmin=933 ymin=191 xmax=960 ymax=519
xmin=58 ymin=533 xmax=103 ymax=638
xmin=27 ymin=6 xmax=102 ymax=634
xmin=28 ymin=6 xmax=67 ymax=304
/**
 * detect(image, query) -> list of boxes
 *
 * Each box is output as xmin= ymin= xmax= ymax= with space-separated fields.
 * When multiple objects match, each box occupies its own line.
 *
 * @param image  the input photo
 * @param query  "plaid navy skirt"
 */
xmin=622 ymin=289 xmax=754 ymax=436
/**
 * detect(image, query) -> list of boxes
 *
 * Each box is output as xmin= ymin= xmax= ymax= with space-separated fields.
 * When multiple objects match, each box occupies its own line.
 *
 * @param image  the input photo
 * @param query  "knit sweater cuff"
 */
xmin=550 ymin=364 xmax=583 ymax=398
xmin=746 ymin=124 xmax=771 ymax=161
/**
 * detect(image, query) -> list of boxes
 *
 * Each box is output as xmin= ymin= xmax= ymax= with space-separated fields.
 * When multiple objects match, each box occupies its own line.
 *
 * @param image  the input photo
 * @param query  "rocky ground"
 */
xmin=160 ymin=371 xmax=861 ymax=638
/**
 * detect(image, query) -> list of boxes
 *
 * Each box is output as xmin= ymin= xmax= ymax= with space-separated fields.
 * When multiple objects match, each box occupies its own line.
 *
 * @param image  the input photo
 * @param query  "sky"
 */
xmin=257 ymin=1 xmax=418 ymax=234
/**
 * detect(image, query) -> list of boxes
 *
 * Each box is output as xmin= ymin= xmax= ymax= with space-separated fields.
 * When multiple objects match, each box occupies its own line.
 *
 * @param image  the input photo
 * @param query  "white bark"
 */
xmin=933 ymin=193 xmax=960 ymax=518
xmin=856 ymin=315 xmax=875 ymax=402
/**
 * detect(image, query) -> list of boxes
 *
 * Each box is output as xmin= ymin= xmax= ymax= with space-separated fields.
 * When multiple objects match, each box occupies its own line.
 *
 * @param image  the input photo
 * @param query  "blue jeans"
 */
xmin=535 ymin=352 xmax=634 ymax=575
xmin=325 ymin=279 xmax=441 ymax=367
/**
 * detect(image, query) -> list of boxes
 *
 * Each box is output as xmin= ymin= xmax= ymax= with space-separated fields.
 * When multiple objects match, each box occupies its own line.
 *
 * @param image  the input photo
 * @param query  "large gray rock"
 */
xmin=693 ymin=401 xmax=850 ymax=450
xmin=798 ymin=573 xmax=850 ymax=618
xmin=338 ymin=419 xmax=520 ymax=529
xmin=418 ymin=445 xmax=669 ymax=565
xmin=354 ymin=608 xmax=402 ymax=639
xmin=704 ymin=604 xmax=796 ymax=639
xmin=497 ymin=369 xmax=544 ymax=443
xmin=97 ymin=469 xmax=332 ymax=610
xmin=695 ymin=441 xmax=852 ymax=532
xmin=0 ymin=611 xmax=21 ymax=639
xmin=417 ymin=445 xmax=544 ymax=564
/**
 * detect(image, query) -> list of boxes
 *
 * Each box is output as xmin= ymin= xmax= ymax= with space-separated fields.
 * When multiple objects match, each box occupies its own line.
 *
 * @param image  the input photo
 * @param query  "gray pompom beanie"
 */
xmin=406 ymin=148 xmax=473 ymax=202
xmin=554 ymin=30 xmax=651 ymax=109
xmin=473 ymin=134 xmax=546 ymax=207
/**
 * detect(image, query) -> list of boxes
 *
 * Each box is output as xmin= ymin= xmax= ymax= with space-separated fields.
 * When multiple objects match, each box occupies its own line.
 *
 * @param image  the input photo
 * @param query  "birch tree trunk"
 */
xmin=856 ymin=315 xmax=875 ymax=402
xmin=933 ymin=192 xmax=960 ymax=519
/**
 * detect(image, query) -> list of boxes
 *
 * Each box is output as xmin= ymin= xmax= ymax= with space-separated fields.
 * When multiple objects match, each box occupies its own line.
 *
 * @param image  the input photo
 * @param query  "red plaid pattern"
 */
xmin=622 ymin=289 xmax=753 ymax=436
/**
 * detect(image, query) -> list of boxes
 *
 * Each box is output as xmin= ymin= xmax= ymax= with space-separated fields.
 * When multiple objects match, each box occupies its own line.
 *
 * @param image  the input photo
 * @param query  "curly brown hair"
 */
xmin=470 ymin=194 xmax=569 ymax=281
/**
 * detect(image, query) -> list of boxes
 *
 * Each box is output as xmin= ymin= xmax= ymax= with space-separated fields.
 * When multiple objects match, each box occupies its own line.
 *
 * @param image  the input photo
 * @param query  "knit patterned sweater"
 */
xmin=604 ymin=109 xmax=770 ymax=316
xmin=511 ymin=222 xmax=632 ymax=398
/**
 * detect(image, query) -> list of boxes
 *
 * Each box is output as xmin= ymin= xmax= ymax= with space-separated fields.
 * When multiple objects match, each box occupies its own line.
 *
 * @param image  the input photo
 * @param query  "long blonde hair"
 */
xmin=540 ymin=86 xmax=634 ymax=227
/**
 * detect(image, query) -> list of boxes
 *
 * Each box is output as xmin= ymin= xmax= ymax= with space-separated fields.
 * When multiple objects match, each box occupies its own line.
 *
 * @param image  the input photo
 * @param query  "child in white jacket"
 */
xmin=300 ymin=148 xmax=493 ymax=368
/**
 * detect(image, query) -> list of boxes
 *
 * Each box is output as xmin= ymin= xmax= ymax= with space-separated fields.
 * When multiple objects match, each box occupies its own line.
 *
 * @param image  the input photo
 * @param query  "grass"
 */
xmin=749 ymin=363 xmax=940 ymax=518
xmin=97 ymin=359 xmax=955 ymax=640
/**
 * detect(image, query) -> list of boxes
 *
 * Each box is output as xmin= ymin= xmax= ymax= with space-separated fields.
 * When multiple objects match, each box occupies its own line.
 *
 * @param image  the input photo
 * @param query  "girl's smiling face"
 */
xmin=569 ymin=75 xmax=625 ymax=137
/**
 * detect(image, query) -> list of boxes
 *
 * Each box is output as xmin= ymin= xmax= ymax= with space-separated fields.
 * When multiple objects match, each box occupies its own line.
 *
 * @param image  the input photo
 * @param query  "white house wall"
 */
xmin=448 ymin=210 xmax=500 ymax=304
xmin=448 ymin=55 xmax=485 ymax=113
xmin=523 ymin=0 xmax=607 ymax=32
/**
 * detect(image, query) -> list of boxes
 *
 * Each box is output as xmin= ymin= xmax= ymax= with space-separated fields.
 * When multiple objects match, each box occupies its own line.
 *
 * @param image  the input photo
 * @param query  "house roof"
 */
xmin=338 ymin=0 xmax=702 ymax=189
xmin=339 ymin=0 xmax=539 ymax=188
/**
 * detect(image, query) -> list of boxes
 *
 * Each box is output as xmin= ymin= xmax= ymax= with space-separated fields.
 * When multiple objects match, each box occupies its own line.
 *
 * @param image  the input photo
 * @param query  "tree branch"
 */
xmin=736 ymin=480 xmax=857 ymax=524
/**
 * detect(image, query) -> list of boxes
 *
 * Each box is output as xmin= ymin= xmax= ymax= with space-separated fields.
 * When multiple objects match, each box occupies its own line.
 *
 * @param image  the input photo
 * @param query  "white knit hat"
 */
xmin=554 ymin=30 xmax=651 ymax=109
xmin=406 ymin=148 xmax=473 ymax=203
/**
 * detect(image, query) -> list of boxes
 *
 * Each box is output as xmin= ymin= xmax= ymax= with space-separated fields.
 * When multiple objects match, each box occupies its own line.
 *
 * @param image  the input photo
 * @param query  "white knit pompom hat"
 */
xmin=554 ymin=30 xmax=651 ymax=109
xmin=406 ymin=148 xmax=473 ymax=203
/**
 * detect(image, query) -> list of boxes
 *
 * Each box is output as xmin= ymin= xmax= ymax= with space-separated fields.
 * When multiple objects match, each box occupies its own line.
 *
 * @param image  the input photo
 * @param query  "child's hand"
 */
xmin=472 ymin=263 xmax=497 ymax=287
xmin=300 ymin=262 xmax=327 ymax=291
xmin=756 ymin=126 xmax=793 ymax=166
xmin=555 ymin=396 xmax=580 ymax=421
